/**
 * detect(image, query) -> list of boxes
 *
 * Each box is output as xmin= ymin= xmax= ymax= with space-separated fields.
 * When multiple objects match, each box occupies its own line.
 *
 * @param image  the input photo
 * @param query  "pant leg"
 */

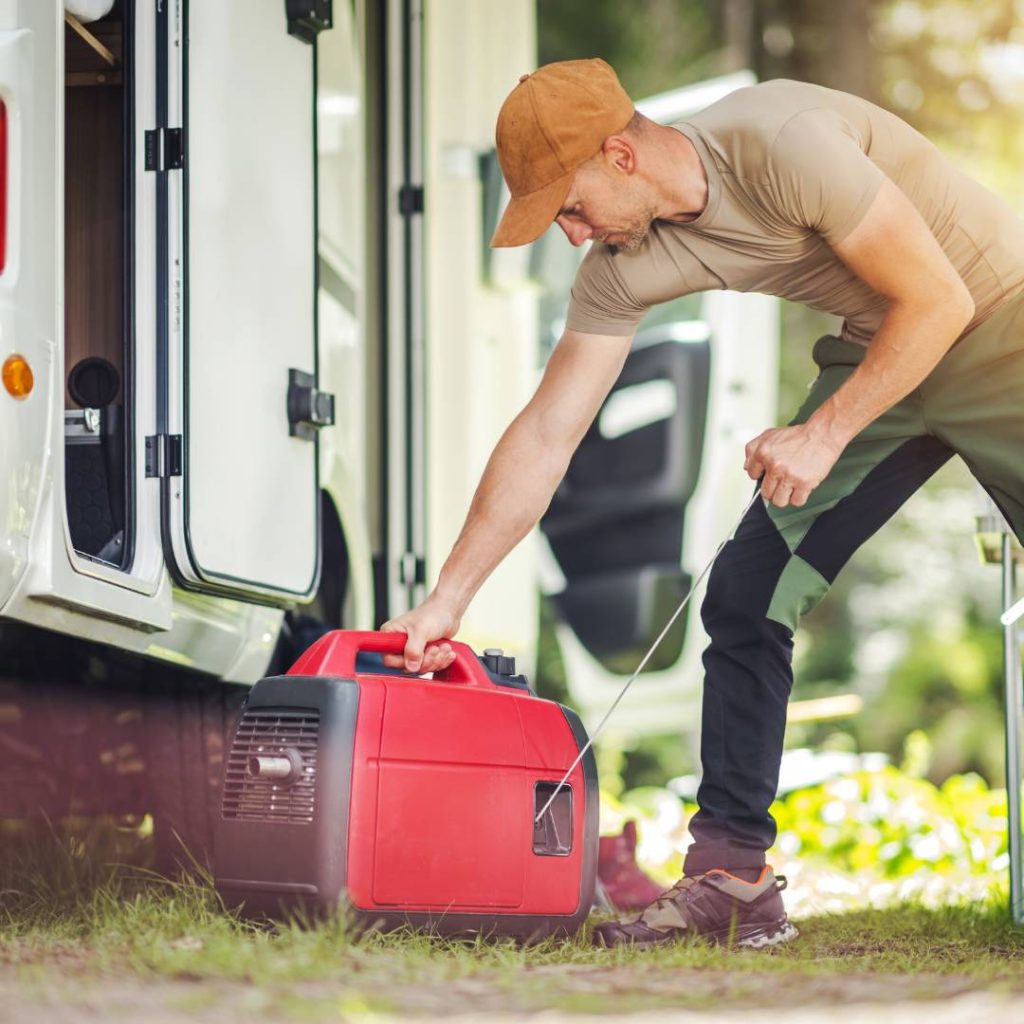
xmin=922 ymin=292 xmax=1024 ymax=542
xmin=684 ymin=335 xmax=955 ymax=875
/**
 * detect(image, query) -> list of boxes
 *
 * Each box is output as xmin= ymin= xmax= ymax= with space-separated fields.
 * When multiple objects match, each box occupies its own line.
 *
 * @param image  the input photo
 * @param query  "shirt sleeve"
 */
xmin=565 ymin=243 xmax=650 ymax=337
xmin=767 ymin=108 xmax=887 ymax=246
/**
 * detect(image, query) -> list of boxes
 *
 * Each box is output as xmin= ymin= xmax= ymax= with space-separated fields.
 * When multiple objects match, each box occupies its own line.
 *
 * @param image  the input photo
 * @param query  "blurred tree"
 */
xmin=538 ymin=0 xmax=721 ymax=96
xmin=755 ymin=0 xmax=878 ymax=100
xmin=875 ymin=0 xmax=1024 ymax=205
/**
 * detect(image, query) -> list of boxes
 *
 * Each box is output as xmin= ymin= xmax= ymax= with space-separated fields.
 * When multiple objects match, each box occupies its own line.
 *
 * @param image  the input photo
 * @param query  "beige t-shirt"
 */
xmin=566 ymin=79 xmax=1024 ymax=345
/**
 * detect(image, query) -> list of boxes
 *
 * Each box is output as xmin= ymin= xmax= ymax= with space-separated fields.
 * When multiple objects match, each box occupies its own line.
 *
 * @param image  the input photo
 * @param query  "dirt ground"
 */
xmin=3 ymin=965 xmax=1023 ymax=1023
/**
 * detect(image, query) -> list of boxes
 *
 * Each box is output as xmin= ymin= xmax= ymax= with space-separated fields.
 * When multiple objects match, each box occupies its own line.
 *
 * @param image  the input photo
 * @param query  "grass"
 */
xmin=3 ymin=818 xmax=1024 ymax=1020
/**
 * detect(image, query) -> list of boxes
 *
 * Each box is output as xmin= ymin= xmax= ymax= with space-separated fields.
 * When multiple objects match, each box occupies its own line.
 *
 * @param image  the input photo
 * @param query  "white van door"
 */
xmin=156 ymin=0 xmax=333 ymax=603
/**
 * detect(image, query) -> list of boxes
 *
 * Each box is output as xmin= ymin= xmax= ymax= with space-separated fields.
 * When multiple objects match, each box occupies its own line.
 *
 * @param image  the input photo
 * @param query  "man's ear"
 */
xmin=601 ymin=134 xmax=637 ymax=175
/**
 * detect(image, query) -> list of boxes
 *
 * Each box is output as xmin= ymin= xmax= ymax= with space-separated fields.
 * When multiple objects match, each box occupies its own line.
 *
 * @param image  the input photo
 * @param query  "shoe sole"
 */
xmin=709 ymin=918 xmax=800 ymax=949
xmin=593 ymin=917 xmax=799 ymax=950
xmin=739 ymin=921 xmax=800 ymax=948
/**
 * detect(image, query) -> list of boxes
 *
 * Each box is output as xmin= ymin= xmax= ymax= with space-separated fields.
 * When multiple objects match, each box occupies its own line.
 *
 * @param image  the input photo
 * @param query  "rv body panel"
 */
xmin=0 ymin=21 xmax=51 ymax=616
xmin=2 ymin=2 xmax=164 ymax=629
xmin=315 ymin=0 xmax=373 ymax=635
xmin=422 ymin=0 xmax=540 ymax=661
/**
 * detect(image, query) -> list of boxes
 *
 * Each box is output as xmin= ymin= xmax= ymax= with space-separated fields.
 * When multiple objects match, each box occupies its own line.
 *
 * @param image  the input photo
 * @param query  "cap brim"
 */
xmin=490 ymin=169 xmax=574 ymax=248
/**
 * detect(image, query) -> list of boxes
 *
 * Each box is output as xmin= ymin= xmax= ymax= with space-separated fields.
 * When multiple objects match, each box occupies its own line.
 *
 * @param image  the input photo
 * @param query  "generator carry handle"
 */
xmin=287 ymin=629 xmax=502 ymax=690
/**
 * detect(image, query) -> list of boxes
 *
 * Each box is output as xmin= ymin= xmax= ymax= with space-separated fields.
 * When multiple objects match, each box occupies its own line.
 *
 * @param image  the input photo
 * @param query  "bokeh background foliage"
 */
xmin=603 ymin=764 xmax=1010 ymax=915
xmin=535 ymin=0 xmax=1024 ymax=880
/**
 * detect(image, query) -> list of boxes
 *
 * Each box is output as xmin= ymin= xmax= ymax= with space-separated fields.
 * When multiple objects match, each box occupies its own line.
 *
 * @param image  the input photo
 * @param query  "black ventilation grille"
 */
xmin=221 ymin=708 xmax=319 ymax=824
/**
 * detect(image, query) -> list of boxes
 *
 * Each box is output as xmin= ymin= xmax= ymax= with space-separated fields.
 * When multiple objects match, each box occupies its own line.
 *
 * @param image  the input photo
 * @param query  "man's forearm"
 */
xmin=431 ymin=414 xmax=569 ymax=617
xmin=804 ymin=296 xmax=974 ymax=448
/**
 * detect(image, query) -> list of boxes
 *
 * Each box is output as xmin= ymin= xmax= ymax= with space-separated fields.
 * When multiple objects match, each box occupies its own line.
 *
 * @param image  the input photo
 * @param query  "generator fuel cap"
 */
xmin=478 ymin=648 xmax=533 ymax=692
xmin=481 ymin=647 xmax=517 ymax=676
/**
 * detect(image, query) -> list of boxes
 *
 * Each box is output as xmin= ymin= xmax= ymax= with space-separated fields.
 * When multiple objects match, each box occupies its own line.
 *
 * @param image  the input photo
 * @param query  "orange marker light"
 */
xmin=2 ymin=354 xmax=33 ymax=399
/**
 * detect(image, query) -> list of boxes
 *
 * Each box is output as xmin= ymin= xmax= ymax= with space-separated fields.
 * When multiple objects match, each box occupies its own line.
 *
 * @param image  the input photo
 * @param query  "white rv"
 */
xmin=0 ymin=0 xmax=779 ymax=859
xmin=0 ymin=0 xmax=543 ymax=859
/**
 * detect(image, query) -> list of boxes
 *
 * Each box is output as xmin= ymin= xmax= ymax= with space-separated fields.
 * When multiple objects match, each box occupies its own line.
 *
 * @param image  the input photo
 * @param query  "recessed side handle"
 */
xmin=533 ymin=781 xmax=573 ymax=856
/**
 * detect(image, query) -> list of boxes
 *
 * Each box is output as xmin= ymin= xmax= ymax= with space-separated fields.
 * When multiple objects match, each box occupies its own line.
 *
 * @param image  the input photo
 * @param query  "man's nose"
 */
xmin=556 ymin=216 xmax=592 ymax=247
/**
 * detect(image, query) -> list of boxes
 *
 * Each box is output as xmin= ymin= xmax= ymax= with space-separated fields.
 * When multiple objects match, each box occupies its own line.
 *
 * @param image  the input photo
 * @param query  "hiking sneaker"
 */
xmin=592 ymin=866 xmax=798 ymax=949
xmin=598 ymin=820 xmax=665 ymax=912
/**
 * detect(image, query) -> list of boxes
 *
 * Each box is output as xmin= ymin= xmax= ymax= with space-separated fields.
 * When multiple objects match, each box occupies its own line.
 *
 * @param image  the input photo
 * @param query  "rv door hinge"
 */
xmin=145 ymin=434 xmax=183 ymax=478
xmin=287 ymin=369 xmax=336 ymax=441
xmin=398 ymin=184 xmax=424 ymax=217
xmin=398 ymin=552 xmax=426 ymax=586
xmin=144 ymin=128 xmax=184 ymax=172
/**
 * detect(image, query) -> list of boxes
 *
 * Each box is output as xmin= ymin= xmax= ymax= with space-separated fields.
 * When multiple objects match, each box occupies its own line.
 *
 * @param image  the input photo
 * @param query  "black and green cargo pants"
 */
xmin=684 ymin=290 xmax=1024 ymax=875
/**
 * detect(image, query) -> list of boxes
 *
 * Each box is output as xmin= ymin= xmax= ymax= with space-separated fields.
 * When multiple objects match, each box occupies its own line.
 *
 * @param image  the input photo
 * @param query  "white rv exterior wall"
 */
xmin=0 ymin=16 xmax=52 ymax=617
xmin=423 ymin=0 xmax=540 ymax=664
xmin=1 ymin=0 xmax=543 ymax=681
xmin=316 ymin=0 xmax=374 ymax=634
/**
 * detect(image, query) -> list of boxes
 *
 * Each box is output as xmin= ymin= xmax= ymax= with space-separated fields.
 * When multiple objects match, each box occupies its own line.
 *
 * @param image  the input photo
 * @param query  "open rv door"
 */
xmin=156 ymin=0 xmax=333 ymax=603
xmin=541 ymin=324 xmax=711 ymax=674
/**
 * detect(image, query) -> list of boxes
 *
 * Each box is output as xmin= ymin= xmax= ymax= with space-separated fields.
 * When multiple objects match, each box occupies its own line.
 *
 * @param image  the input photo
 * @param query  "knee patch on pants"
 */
xmin=764 ymin=554 xmax=831 ymax=633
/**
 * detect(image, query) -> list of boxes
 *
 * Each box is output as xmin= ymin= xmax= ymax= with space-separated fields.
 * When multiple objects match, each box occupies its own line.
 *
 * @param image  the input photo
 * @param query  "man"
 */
xmin=381 ymin=59 xmax=1024 ymax=948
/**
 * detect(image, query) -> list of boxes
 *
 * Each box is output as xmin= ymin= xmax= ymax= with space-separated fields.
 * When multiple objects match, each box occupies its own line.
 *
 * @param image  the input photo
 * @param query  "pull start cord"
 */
xmin=534 ymin=484 xmax=764 ymax=827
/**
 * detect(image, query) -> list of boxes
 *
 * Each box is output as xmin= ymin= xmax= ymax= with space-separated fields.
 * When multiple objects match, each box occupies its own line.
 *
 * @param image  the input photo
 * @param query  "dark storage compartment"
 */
xmin=541 ymin=334 xmax=712 ymax=674
xmin=63 ymin=2 xmax=132 ymax=567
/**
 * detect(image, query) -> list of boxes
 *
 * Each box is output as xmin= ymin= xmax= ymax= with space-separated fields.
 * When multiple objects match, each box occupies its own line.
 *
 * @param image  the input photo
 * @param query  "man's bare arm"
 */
xmin=381 ymin=327 xmax=633 ymax=671
xmin=433 ymin=328 xmax=633 ymax=613
xmin=807 ymin=177 xmax=974 ymax=445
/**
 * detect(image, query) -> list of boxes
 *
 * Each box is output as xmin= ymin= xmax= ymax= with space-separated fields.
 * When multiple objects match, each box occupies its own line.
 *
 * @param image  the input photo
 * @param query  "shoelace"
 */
xmin=638 ymin=871 xmax=786 ymax=927
xmin=637 ymin=875 xmax=702 ymax=924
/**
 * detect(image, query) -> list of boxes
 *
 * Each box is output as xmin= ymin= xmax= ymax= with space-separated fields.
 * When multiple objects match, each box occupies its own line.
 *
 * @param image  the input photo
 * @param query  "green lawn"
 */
xmin=3 ymin=819 xmax=1024 ymax=1020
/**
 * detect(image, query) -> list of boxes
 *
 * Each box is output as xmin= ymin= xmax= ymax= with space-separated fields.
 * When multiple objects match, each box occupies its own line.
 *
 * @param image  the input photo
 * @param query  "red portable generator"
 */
xmin=213 ymin=630 xmax=598 ymax=940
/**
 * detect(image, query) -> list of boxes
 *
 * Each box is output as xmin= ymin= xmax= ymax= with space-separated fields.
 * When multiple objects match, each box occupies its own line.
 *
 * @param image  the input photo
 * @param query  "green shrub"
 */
xmin=602 ymin=763 xmax=1010 ymax=905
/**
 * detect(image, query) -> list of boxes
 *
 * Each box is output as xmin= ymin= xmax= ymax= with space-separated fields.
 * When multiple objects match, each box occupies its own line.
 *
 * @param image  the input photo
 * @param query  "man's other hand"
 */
xmin=379 ymin=593 xmax=461 ymax=674
xmin=744 ymin=423 xmax=844 ymax=508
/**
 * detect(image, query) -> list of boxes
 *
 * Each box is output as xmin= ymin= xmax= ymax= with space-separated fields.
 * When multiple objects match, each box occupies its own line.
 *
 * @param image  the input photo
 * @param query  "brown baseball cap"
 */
xmin=490 ymin=58 xmax=634 ymax=248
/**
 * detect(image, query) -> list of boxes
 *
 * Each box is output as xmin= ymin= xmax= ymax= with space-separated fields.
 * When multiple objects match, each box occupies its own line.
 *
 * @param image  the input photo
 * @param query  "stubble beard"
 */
xmin=603 ymin=207 xmax=658 ymax=254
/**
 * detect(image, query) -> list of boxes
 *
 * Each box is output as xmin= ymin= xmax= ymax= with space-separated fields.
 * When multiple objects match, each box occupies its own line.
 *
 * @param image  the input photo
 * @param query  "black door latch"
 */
xmin=286 ymin=0 xmax=332 ymax=43
xmin=288 ymin=369 xmax=335 ymax=441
